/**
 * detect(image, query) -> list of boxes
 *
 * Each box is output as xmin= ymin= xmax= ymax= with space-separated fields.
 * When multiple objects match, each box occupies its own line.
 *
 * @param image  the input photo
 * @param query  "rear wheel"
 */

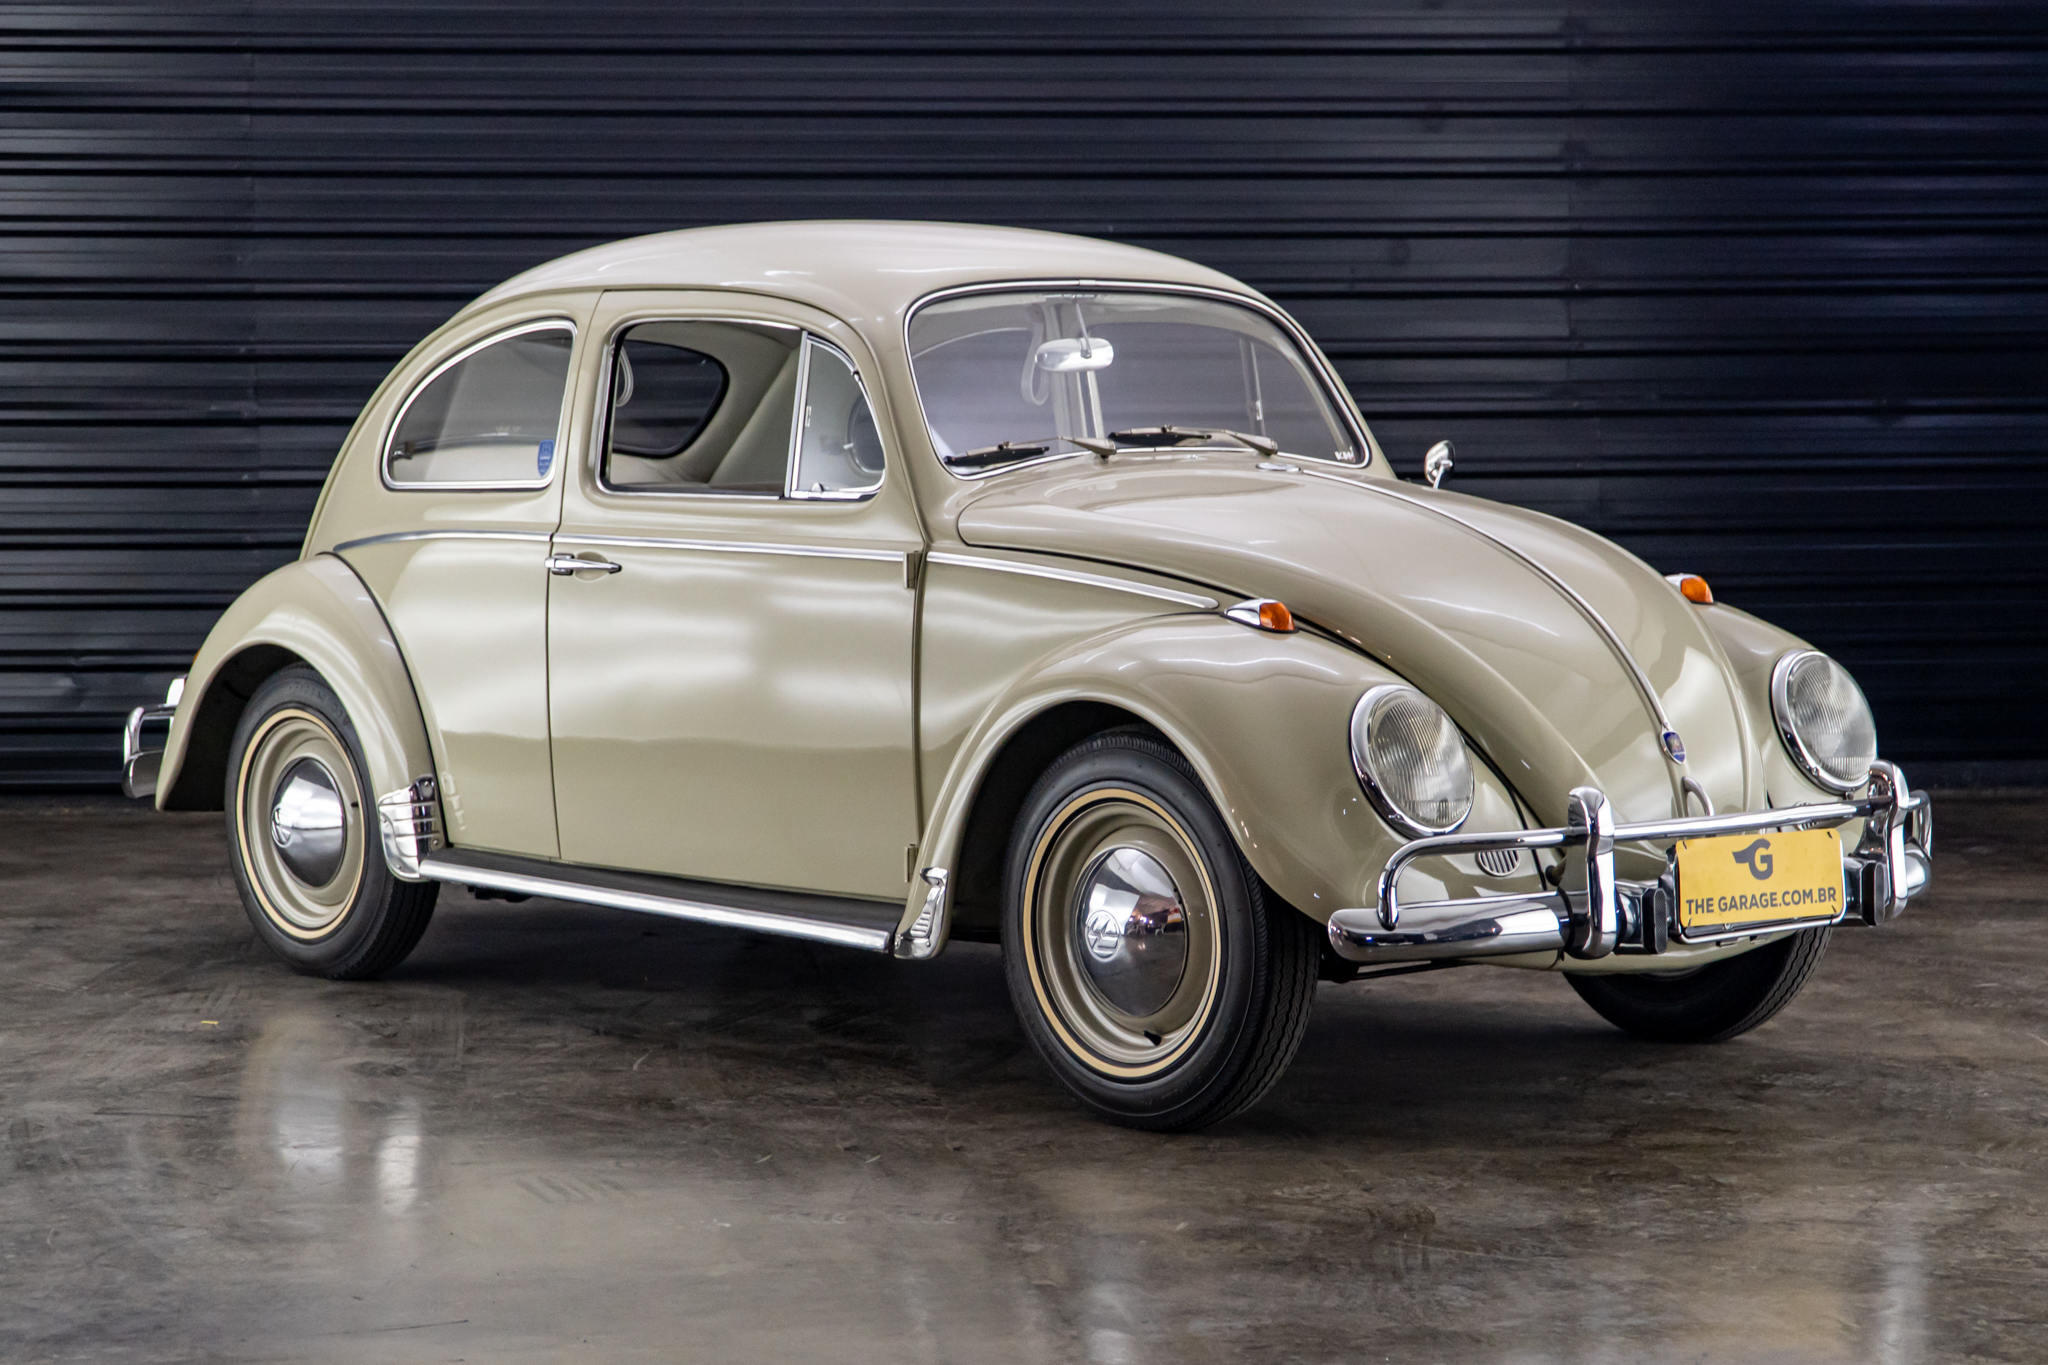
xmin=1002 ymin=732 xmax=1320 ymax=1131
xmin=226 ymin=665 xmax=437 ymax=979
xmin=1566 ymin=927 xmax=1831 ymax=1043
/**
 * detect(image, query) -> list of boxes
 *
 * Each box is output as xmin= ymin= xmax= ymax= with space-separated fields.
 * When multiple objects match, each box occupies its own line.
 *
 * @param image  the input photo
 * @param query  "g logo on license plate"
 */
xmin=1675 ymin=826 xmax=1842 ymax=937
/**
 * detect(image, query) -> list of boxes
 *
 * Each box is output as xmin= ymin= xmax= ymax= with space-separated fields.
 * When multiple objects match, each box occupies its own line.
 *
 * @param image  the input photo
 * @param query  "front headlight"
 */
xmin=1349 ymin=684 xmax=1474 ymax=837
xmin=1770 ymin=649 xmax=1877 ymax=793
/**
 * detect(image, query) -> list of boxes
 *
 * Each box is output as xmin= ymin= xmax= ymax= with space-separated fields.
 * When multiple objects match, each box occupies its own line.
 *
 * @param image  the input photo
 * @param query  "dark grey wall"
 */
xmin=6 ymin=3 xmax=2045 ymax=788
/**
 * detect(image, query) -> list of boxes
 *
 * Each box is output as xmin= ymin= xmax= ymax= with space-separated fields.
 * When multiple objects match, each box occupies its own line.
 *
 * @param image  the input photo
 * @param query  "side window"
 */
xmin=791 ymin=337 xmax=886 ymax=497
xmin=603 ymin=320 xmax=800 ymax=493
xmin=386 ymin=322 xmax=573 ymax=487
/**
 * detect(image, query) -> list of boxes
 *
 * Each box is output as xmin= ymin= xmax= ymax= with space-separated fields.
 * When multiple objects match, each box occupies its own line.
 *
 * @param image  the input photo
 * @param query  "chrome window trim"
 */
xmin=332 ymin=529 xmax=553 ymax=553
xmin=381 ymin=317 xmax=577 ymax=492
xmin=1770 ymin=647 xmax=1870 ymax=795
xmin=1348 ymin=683 xmax=1476 ymax=840
xmin=786 ymin=333 xmax=887 ymax=502
xmin=591 ymin=316 xmax=884 ymax=505
xmin=902 ymin=279 xmax=1375 ymax=482
xmin=926 ymin=550 xmax=1218 ymax=609
xmin=554 ymin=531 xmax=904 ymax=564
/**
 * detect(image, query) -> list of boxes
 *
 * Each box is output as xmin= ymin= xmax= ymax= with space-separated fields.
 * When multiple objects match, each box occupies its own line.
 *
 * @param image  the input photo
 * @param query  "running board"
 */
xmin=418 ymin=848 xmax=901 ymax=954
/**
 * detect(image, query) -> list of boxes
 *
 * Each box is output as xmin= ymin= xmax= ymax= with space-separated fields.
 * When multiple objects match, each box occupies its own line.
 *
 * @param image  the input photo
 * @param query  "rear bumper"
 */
xmin=120 ymin=677 xmax=186 ymax=800
xmin=1329 ymin=761 xmax=1931 ymax=965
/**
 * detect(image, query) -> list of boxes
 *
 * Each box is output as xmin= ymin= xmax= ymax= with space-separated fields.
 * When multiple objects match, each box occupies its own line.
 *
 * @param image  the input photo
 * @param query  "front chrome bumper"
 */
xmin=120 ymin=676 xmax=186 ymax=800
xmin=1328 ymin=761 xmax=1932 ymax=965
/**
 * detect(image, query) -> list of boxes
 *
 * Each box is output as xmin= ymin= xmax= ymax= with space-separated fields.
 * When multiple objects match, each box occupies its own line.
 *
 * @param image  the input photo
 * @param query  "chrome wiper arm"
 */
xmin=1105 ymin=425 xmax=1280 ymax=457
xmin=947 ymin=434 xmax=1115 ymax=470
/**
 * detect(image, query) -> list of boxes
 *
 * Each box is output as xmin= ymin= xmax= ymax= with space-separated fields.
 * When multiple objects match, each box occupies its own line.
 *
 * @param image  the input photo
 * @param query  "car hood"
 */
xmin=955 ymin=458 xmax=1755 ymax=828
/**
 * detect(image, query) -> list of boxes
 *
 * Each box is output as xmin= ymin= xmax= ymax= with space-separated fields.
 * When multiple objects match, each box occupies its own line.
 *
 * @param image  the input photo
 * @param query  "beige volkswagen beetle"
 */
xmin=124 ymin=222 xmax=1933 ymax=1130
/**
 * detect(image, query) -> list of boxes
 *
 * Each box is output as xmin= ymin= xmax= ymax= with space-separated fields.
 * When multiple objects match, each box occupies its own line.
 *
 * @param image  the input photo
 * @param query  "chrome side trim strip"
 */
xmin=552 ymin=532 xmax=904 ymax=564
xmin=927 ymin=550 xmax=1219 ymax=610
xmin=334 ymin=529 xmax=553 ymax=553
xmin=418 ymin=853 xmax=897 ymax=954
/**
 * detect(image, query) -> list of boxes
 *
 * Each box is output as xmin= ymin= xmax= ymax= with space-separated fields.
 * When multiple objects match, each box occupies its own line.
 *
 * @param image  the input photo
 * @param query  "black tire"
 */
xmin=225 ymin=664 xmax=438 ymax=979
xmin=1002 ymin=732 xmax=1320 ymax=1131
xmin=1566 ymin=927 xmax=1832 ymax=1043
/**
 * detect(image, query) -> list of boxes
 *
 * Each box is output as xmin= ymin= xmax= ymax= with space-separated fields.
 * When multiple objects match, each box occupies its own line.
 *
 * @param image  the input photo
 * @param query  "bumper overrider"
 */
xmin=1329 ymin=761 xmax=1932 ymax=965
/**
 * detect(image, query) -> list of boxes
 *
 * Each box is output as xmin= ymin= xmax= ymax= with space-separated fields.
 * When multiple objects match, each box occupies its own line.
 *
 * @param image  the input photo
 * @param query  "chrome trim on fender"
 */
xmin=1332 ymin=762 xmax=1932 ymax=965
xmin=553 ymin=532 xmax=905 ymax=564
xmin=376 ymin=776 xmax=443 ymax=882
xmin=895 ymin=867 xmax=951 ymax=960
xmin=334 ymin=528 xmax=553 ymax=554
xmin=926 ymin=550 xmax=1219 ymax=610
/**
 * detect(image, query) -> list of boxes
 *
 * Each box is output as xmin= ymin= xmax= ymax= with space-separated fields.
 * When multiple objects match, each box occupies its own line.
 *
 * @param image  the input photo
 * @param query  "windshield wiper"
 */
xmin=1105 ymin=426 xmax=1280 ymax=457
xmin=947 ymin=434 xmax=1115 ymax=470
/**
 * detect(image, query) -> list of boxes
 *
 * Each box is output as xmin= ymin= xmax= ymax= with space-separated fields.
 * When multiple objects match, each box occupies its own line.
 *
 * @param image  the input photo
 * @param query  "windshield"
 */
xmin=907 ymin=289 xmax=1362 ymax=473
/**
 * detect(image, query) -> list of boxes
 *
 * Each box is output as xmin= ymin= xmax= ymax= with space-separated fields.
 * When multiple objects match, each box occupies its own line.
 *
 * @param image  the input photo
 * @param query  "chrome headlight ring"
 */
xmin=1769 ymin=648 xmax=1879 ymax=794
xmin=1348 ymin=683 xmax=1476 ymax=839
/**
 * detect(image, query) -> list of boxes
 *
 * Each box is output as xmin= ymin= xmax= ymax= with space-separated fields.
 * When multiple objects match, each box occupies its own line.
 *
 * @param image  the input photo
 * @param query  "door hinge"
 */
xmin=905 ymin=843 xmax=919 ymax=882
xmin=904 ymin=548 xmax=925 ymax=591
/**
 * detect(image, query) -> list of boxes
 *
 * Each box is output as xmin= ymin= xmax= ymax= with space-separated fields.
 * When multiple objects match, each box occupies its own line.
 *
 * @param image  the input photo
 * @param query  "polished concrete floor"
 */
xmin=2 ymin=794 xmax=2043 ymax=1363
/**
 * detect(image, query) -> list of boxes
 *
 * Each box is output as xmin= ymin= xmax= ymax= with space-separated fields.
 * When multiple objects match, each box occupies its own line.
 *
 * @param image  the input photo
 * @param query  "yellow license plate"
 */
xmin=1675 ymin=826 xmax=1844 ymax=934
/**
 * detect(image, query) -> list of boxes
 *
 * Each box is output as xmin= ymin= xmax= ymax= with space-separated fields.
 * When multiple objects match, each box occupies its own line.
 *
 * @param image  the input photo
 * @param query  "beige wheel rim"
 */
xmin=1020 ymin=787 xmax=1223 ymax=1080
xmin=236 ymin=707 xmax=366 ymax=941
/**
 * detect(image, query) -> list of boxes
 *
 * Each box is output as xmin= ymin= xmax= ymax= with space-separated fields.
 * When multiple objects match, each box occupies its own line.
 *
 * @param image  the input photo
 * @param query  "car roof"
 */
xmin=466 ymin=220 xmax=1259 ymax=331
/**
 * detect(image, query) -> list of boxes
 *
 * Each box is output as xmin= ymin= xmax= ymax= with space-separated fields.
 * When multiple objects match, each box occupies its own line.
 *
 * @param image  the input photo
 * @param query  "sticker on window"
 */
xmin=536 ymin=439 xmax=555 ymax=477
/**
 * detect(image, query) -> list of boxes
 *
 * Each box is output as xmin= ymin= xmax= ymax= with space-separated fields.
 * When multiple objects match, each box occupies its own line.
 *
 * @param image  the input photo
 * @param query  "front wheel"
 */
xmin=1002 ymin=732 xmax=1320 ymax=1131
xmin=1566 ymin=927 xmax=1832 ymax=1043
xmin=226 ymin=664 xmax=438 ymax=980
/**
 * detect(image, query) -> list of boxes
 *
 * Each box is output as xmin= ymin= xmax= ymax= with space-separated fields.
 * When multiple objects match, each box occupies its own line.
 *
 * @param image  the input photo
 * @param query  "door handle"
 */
xmin=547 ymin=553 xmax=623 ymax=577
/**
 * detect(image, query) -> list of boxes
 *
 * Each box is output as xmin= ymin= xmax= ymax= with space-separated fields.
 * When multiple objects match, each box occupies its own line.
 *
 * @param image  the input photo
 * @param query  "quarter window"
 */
xmin=791 ymin=337 xmax=886 ymax=497
xmin=385 ymin=322 xmax=573 ymax=486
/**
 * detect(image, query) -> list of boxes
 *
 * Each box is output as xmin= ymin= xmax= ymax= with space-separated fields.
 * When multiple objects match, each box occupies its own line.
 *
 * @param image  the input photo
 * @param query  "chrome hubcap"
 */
xmin=237 ymin=706 xmax=365 ymax=940
xmin=270 ymin=758 xmax=347 ymax=887
xmin=1074 ymin=847 xmax=1188 ymax=1016
xmin=1022 ymin=789 xmax=1222 ymax=1080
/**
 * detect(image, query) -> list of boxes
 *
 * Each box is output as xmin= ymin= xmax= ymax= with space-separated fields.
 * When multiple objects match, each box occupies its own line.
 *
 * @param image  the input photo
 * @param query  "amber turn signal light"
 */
xmin=1224 ymin=598 xmax=1297 ymax=632
xmin=1666 ymin=573 xmax=1714 ymax=605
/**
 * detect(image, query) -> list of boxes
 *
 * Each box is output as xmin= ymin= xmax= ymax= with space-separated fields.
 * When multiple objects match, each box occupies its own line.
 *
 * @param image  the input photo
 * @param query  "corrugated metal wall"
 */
xmin=5 ymin=2 xmax=2044 ymax=788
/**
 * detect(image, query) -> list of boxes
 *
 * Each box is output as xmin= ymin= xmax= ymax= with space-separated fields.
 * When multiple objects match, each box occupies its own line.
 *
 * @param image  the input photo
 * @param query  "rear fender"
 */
xmin=159 ymin=554 xmax=435 ymax=813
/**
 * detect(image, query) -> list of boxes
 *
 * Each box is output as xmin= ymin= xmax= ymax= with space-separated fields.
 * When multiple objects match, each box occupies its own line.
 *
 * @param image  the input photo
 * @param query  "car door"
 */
xmin=335 ymin=298 xmax=592 ymax=857
xmin=545 ymin=291 xmax=924 ymax=900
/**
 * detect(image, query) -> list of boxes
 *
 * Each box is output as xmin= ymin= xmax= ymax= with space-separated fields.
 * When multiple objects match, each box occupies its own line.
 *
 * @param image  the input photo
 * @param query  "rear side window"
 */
xmin=385 ymin=322 xmax=574 ymax=487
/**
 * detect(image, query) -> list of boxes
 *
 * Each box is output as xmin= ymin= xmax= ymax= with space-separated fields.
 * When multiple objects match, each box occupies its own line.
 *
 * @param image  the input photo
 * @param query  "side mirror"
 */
xmin=1422 ymin=440 xmax=1455 ymax=489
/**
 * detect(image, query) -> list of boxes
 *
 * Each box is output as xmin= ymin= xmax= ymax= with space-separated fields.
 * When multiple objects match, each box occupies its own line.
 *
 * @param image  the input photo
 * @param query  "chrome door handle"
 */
xmin=547 ymin=553 xmax=623 ymax=576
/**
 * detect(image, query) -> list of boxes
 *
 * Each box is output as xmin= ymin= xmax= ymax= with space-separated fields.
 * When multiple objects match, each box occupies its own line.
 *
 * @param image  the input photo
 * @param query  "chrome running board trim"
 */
xmin=419 ymin=848 xmax=900 ymax=954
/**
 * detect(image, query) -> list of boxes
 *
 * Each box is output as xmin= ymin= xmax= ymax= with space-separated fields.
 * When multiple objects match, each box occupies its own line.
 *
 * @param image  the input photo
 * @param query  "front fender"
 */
xmin=914 ymin=614 xmax=1535 ymax=939
xmin=158 ymin=554 xmax=435 ymax=812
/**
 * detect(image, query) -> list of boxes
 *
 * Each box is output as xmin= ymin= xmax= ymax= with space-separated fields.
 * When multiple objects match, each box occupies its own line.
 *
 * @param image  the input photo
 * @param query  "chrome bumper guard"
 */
xmin=120 ymin=676 xmax=186 ymax=800
xmin=1328 ymin=761 xmax=1932 ymax=965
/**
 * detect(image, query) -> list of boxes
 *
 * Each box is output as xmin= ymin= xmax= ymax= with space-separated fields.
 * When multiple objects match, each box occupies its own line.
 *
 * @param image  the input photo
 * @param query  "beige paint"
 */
xmin=545 ymin=291 xmax=924 ymax=899
xmin=319 ymin=292 xmax=599 ymax=857
xmin=156 ymin=554 xmax=436 ymax=810
xmin=159 ymin=223 xmax=1858 ymax=978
